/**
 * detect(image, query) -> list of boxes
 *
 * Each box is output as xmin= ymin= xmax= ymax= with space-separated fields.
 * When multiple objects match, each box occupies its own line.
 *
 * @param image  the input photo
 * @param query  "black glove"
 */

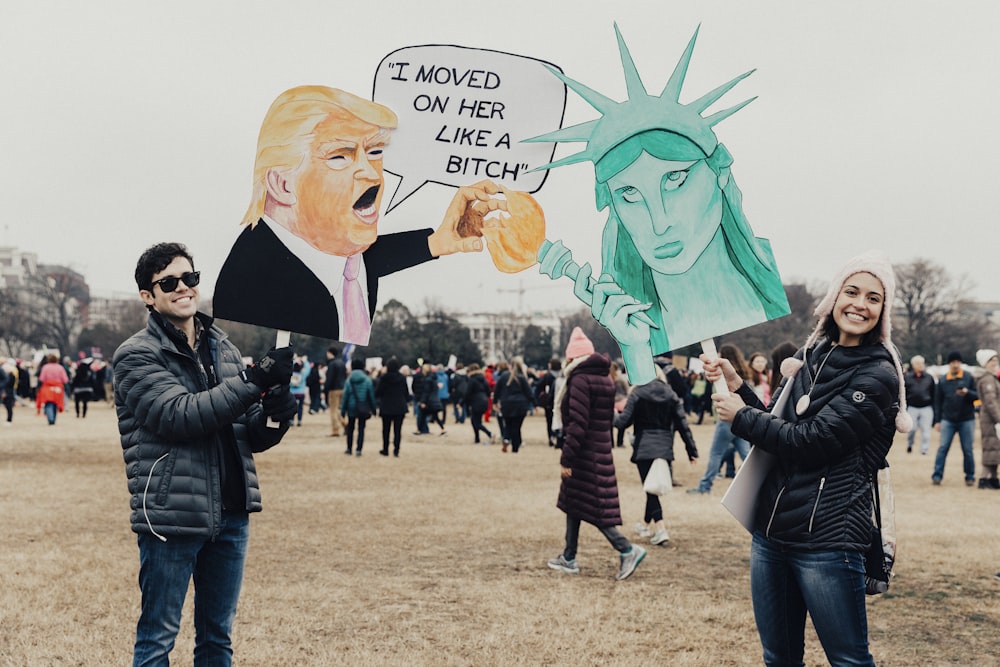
xmin=261 ymin=385 xmax=297 ymax=422
xmin=247 ymin=346 xmax=294 ymax=388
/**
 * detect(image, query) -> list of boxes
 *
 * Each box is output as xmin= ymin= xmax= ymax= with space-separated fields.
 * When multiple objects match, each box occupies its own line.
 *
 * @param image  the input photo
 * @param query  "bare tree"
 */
xmin=0 ymin=286 xmax=33 ymax=357
xmin=22 ymin=271 xmax=87 ymax=356
xmin=893 ymin=258 xmax=993 ymax=364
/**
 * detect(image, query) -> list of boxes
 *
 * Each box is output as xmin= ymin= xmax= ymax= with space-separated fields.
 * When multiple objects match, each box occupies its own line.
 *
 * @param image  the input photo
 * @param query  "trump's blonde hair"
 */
xmin=241 ymin=85 xmax=398 ymax=226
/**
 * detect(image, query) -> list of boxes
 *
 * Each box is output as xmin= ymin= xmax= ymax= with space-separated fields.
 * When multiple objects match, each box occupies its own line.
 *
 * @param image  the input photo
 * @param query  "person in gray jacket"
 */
xmin=114 ymin=242 xmax=296 ymax=667
xmin=615 ymin=368 xmax=698 ymax=546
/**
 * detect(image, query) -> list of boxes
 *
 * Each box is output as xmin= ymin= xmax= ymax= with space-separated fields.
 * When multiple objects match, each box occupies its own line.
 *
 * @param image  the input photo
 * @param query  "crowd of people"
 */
xmin=9 ymin=243 xmax=1000 ymax=666
xmin=0 ymin=353 xmax=112 ymax=425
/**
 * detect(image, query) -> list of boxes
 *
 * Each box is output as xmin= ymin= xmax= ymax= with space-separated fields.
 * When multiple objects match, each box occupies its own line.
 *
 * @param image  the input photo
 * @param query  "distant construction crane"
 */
xmin=496 ymin=279 xmax=563 ymax=312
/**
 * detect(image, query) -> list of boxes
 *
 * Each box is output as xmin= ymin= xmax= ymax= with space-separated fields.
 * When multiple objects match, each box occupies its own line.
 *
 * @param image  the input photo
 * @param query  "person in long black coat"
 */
xmin=463 ymin=364 xmax=495 ymax=444
xmin=375 ymin=358 xmax=410 ymax=457
xmin=547 ymin=327 xmax=646 ymax=581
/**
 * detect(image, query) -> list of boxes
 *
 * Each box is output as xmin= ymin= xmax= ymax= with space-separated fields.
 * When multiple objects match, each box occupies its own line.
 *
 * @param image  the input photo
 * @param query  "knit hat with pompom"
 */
xmin=781 ymin=252 xmax=911 ymax=433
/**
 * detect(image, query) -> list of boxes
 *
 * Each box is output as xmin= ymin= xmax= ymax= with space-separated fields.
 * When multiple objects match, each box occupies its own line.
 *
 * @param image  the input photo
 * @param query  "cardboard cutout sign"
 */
xmin=214 ymin=48 xmax=566 ymax=346
xmin=525 ymin=25 xmax=790 ymax=385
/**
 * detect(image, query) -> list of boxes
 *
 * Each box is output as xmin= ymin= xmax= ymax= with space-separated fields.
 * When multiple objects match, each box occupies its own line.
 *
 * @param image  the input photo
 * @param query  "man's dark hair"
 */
xmin=135 ymin=242 xmax=194 ymax=291
xmin=328 ymin=346 xmax=340 ymax=357
xmin=351 ymin=358 xmax=365 ymax=371
xmin=387 ymin=357 xmax=401 ymax=373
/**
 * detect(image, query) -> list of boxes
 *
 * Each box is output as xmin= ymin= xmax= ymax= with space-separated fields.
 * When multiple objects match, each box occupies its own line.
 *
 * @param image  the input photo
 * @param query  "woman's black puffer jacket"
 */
xmin=731 ymin=339 xmax=898 ymax=552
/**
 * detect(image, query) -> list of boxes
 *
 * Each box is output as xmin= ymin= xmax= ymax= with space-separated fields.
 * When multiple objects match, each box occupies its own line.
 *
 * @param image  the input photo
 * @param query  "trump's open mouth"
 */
xmin=353 ymin=186 xmax=380 ymax=224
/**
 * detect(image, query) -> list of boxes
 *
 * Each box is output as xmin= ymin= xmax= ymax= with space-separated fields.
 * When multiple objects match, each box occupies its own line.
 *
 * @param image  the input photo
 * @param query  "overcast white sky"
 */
xmin=3 ymin=1 xmax=997 ymax=318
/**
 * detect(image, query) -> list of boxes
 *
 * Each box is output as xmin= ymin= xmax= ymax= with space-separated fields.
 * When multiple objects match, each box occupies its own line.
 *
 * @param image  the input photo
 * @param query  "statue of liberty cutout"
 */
xmin=529 ymin=25 xmax=789 ymax=386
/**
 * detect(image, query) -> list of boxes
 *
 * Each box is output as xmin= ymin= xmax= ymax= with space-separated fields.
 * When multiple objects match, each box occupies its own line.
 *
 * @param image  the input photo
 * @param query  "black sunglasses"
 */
xmin=150 ymin=271 xmax=201 ymax=293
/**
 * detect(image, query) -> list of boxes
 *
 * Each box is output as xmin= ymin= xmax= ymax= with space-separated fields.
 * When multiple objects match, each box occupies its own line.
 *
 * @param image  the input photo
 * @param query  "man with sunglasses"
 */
xmin=114 ymin=242 xmax=297 ymax=667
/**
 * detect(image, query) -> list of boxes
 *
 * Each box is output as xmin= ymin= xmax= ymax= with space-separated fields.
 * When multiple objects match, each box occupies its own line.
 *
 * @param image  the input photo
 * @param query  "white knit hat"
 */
xmin=780 ymin=252 xmax=911 ymax=433
xmin=976 ymin=349 xmax=998 ymax=368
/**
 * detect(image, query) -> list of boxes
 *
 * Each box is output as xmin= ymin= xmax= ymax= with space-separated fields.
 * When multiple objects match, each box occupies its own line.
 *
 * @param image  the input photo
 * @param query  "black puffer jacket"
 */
xmin=731 ymin=340 xmax=898 ymax=552
xmin=114 ymin=312 xmax=288 ymax=538
xmin=615 ymin=379 xmax=697 ymax=462
xmin=464 ymin=372 xmax=491 ymax=414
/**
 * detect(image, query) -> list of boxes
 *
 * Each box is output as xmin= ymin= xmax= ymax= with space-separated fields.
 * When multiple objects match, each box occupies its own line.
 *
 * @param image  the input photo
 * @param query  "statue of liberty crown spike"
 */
xmin=525 ymin=23 xmax=757 ymax=168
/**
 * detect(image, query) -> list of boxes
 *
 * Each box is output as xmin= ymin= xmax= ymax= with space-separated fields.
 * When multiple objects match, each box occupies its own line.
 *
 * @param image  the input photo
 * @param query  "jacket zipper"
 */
xmin=808 ymin=477 xmax=826 ymax=533
xmin=765 ymin=485 xmax=786 ymax=537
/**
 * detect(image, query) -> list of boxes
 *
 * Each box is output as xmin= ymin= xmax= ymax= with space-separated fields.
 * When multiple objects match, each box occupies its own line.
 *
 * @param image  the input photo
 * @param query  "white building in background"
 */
xmin=454 ymin=311 xmax=562 ymax=363
xmin=0 ymin=246 xmax=39 ymax=288
xmin=88 ymin=291 xmax=144 ymax=329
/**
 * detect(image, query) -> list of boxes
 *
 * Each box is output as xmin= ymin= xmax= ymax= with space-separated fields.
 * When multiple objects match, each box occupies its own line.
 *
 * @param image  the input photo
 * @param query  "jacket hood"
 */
xmin=631 ymin=379 xmax=675 ymax=403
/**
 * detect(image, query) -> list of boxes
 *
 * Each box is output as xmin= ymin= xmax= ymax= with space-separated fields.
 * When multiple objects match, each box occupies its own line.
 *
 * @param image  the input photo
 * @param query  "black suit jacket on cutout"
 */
xmin=212 ymin=221 xmax=436 ymax=340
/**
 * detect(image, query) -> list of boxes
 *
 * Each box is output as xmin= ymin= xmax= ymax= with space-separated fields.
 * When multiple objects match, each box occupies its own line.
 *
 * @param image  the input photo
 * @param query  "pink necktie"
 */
xmin=342 ymin=254 xmax=370 ymax=343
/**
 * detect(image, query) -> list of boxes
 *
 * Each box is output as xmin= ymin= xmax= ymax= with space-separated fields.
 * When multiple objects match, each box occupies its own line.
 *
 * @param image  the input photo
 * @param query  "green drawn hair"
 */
xmin=595 ymin=131 xmax=787 ymax=353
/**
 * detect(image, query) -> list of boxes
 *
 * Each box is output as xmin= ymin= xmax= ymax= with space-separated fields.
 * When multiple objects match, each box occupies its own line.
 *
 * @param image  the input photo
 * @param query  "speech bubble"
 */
xmin=373 ymin=45 xmax=566 ymax=212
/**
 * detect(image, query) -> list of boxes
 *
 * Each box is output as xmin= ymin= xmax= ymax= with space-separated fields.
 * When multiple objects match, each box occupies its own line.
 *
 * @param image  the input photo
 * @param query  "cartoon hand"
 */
xmin=576 ymin=265 xmax=652 ymax=348
xmin=428 ymin=180 xmax=508 ymax=257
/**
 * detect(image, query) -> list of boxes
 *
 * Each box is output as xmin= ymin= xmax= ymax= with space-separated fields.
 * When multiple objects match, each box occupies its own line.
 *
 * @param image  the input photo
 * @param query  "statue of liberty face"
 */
xmin=606 ymin=151 xmax=724 ymax=275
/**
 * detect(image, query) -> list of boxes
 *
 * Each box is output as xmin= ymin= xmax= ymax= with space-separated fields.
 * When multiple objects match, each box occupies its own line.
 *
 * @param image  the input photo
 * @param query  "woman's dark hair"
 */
xmin=719 ymin=343 xmax=751 ymax=381
xmin=351 ymin=358 xmax=365 ymax=371
xmin=134 ymin=242 xmax=194 ymax=291
xmin=770 ymin=341 xmax=799 ymax=383
xmin=386 ymin=357 xmax=400 ymax=373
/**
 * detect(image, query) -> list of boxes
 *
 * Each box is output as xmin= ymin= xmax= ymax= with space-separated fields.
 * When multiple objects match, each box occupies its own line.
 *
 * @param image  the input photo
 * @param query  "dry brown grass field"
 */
xmin=2 ymin=401 xmax=999 ymax=666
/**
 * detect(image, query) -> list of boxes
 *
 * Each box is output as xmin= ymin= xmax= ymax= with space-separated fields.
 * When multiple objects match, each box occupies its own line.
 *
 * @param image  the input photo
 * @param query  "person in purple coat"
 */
xmin=546 ymin=327 xmax=646 ymax=580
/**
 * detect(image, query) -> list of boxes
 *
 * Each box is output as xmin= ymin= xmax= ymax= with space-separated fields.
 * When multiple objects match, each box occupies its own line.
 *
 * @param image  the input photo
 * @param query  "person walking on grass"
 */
xmin=416 ymin=362 xmax=446 ymax=436
xmin=547 ymin=327 xmax=646 ymax=581
xmin=974 ymin=349 xmax=1000 ymax=489
xmin=494 ymin=356 xmax=533 ymax=453
xmin=36 ymin=354 xmax=68 ymax=425
xmin=463 ymin=363 xmax=495 ymax=444
xmin=615 ymin=365 xmax=698 ymax=547
xmin=375 ymin=357 xmax=410 ymax=457
xmin=341 ymin=359 xmax=377 ymax=456
xmin=932 ymin=350 xmax=978 ymax=486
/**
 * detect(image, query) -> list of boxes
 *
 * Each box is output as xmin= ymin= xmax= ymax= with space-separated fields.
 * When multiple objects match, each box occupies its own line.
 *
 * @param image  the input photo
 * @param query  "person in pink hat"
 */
xmin=546 ymin=327 xmax=646 ymax=581
xmin=702 ymin=252 xmax=910 ymax=666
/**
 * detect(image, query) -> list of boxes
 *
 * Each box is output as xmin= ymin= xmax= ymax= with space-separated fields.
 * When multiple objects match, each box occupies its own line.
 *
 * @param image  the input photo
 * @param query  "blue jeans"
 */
xmin=751 ymin=533 xmax=874 ymax=667
xmin=453 ymin=401 xmax=466 ymax=423
xmin=413 ymin=399 xmax=429 ymax=433
xmin=906 ymin=405 xmax=933 ymax=453
xmin=133 ymin=511 xmax=249 ymax=667
xmin=44 ymin=402 xmax=57 ymax=424
xmin=697 ymin=421 xmax=749 ymax=492
xmin=932 ymin=418 xmax=976 ymax=482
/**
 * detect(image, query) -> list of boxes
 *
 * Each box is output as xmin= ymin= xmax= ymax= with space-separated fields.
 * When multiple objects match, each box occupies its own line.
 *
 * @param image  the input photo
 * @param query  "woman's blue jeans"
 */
xmin=697 ymin=421 xmax=749 ymax=492
xmin=44 ymin=402 xmax=57 ymax=424
xmin=132 ymin=511 xmax=249 ymax=667
xmin=750 ymin=533 xmax=874 ymax=667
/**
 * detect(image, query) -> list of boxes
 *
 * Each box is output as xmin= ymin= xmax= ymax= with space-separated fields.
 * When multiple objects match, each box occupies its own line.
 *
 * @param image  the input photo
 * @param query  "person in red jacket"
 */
xmin=36 ymin=354 xmax=68 ymax=424
xmin=546 ymin=327 xmax=646 ymax=581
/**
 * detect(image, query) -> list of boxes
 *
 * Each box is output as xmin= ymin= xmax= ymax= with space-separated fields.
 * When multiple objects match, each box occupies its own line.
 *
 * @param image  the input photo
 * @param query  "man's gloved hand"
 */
xmin=248 ymin=346 xmax=294 ymax=388
xmin=261 ymin=385 xmax=297 ymax=422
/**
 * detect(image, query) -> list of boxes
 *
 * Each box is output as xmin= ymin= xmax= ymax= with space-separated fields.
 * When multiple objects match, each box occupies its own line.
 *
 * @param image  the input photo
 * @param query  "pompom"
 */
xmin=895 ymin=410 xmax=912 ymax=434
xmin=780 ymin=357 xmax=804 ymax=380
